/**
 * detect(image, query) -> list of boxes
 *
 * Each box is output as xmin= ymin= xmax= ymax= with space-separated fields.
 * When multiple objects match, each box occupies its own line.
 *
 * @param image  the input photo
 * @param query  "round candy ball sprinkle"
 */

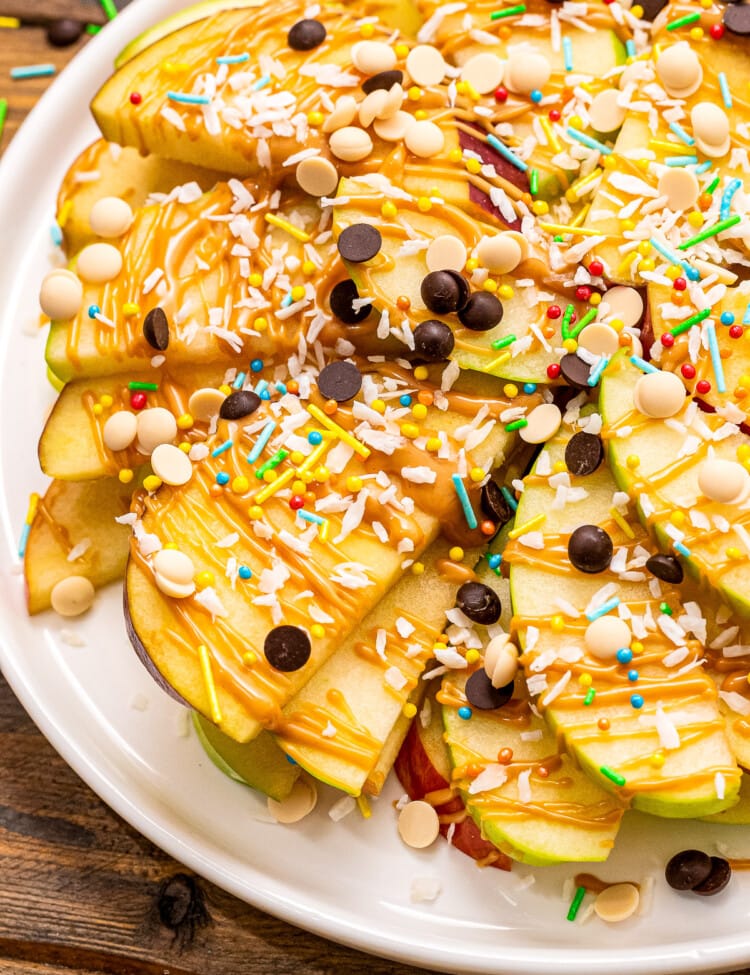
xmin=568 ymin=524 xmax=613 ymax=573
xmin=264 ymin=625 xmax=312 ymax=672
xmin=456 ymin=581 xmax=501 ymax=625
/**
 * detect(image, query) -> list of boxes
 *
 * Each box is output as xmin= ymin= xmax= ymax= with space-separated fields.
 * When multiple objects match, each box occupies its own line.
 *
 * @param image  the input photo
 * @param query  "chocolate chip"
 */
xmin=645 ymin=553 xmax=683 ymax=585
xmin=665 ymin=849 xmax=713 ymax=891
xmin=465 ymin=669 xmax=514 ymax=710
xmin=287 ymin=18 xmax=326 ymax=51
xmin=568 ymin=524 xmax=613 ymax=573
xmin=264 ymin=625 xmax=311 ymax=672
xmin=413 ymin=319 xmax=455 ymax=361
xmin=47 ymin=18 xmax=83 ymax=46
xmin=480 ymin=480 xmax=512 ymax=526
xmin=693 ymin=857 xmax=731 ymax=896
xmin=457 ymin=292 xmax=503 ymax=332
xmin=559 ymin=353 xmax=592 ymax=390
xmin=329 ymin=279 xmax=371 ymax=324
xmin=565 ymin=432 xmax=604 ymax=476
xmin=219 ymin=389 xmax=261 ymax=420
xmin=142 ymin=307 xmax=169 ymax=351
xmin=318 ymin=361 xmax=362 ymax=402
xmin=420 ymin=270 xmax=469 ymax=315
xmin=456 ymin=582 xmax=501 ymax=625
xmin=724 ymin=3 xmax=750 ymax=33
xmin=362 ymin=69 xmax=404 ymax=94
xmin=337 ymin=223 xmax=382 ymax=263
xmin=637 ymin=0 xmax=668 ymax=18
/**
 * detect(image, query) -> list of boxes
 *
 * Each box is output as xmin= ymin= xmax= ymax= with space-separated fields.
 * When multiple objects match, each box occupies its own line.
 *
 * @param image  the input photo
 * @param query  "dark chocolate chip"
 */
xmin=318 ymin=360 xmax=362 ymax=402
xmin=264 ymin=625 xmax=311 ymax=672
xmin=480 ymin=480 xmax=513 ymax=526
xmin=568 ymin=524 xmax=613 ymax=574
xmin=413 ymin=319 xmax=455 ymax=361
xmin=287 ymin=18 xmax=326 ymax=51
xmin=724 ymin=3 xmax=750 ymax=33
xmin=337 ymin=223 xmax=382 ymax=263
xmin=665 ymin=849 xmax=713 ymax=891
xmin=565 ymin=432 xmax=604 ymax=477
xmin=362 ymin=69 xmax=404 ymax=94
xmin=420 ymin=270 xmax=469 ymax=315
xmin=142 ymin=307 xmax=169 ymax=351
xmin=456 ymin=581 xmax=502 ymax=625
xmin=559 ymin=353 xmax=592 ymax=390
xmin=637 ymin=0 xmax=668 ymax=18
xmin=465 ymin=669 xmax=514 ymax=710
xmin=457 ymin=292 xmax=503 ymax=332
xmin=329 ymin=279 xmax=371 ymax=324
xmin=219 ymin=389 xmax=261 ymax=420
xmin=47 ymin=18 xmax=83 ymax=47
xmin=645 ymin=553 xmax=683 ymax=585
xmin=693 ymin=857 xmax=731 ymax=896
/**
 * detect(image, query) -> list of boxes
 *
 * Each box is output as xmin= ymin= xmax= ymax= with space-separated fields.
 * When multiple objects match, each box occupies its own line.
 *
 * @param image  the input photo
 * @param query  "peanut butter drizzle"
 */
xmin=574 ymin=873 xmax=640 ymax=895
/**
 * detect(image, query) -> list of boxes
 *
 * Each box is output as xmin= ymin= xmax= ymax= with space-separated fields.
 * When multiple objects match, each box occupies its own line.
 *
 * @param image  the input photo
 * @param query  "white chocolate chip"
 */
xmin=404 ymin=119 xmax=445 ymax=158
xmin=76 ymin=242 xmax=123 ymax=283
xmin=578 ymin=323 xmax=620 ymax=357
xmin=655 ymin=43 xmax=702 ymax=99
xmin=373 ymin=110 xmax=414 ymax=142
xmin=484 ymin=634 xmax=519 ymax=688
xmin=322 ymin=94 xmax=358 ymax=134
xmin=136 ymin=407 xmax=178 ymax=454
xmin=588 ymin=89 xmax=626 ymax=133
xmin=50 ymin=575 xmax=96 ymax=617
xmin=426 ymin=235 xmax=467 ymax=273
xmin=594 ymin=883 xmax=640 ymax=923
xmin=585 ymin=616 xmax=631 ymax=661
xmin=328 ymin=126 xmax=373 ymax=162
xmin=88 ymin=196 xmax=134 ymax=238
xmin=505 ymin=51 xmax=550 ymax=95
xmin=460 ymin=52 xmax=505 ymax=95
xmin=351 ymin=40 xmax=396 ymax=75
xmin=633 ymin=371 xmax=685 ymax=419
xmin=602 ymin=286 xmax=643 ymax=329
xmin=153 ymin=548 xmax=195 ymax=586
xmin=188 ymin=387 xmax=225 ymax=422
xmin=477 ymin=235 xmax=523 ymax=275
xmin=698 ymin=458 xmax=750 ymax=504
xmin=358 ymin=88 xmax=388 ymax=128
xmin=296 ymin=156 xmax=339 ymax=198
xmin=102 ymin=410 xmax=137 ymax=452
xmin=690 ymin=102 xmax=730 ymax=159
xmin=151 ymin=443 xmax=193 ymax=486
xmin=378 ymin=82 xmax=405 ymax=119
xmin=39 ymin=269 xmax=83 ymax=320
xmin=267 ymin=776 xmax=318 ymax=823
xmin=657 ymin=168 xmax=699 ymax=212
xmin=397 ymin=800 xmax=440 ymax=849
xmin=406 ymin=45 xmax=447 ymax=87
xmin=520 ymin=403 xmax=562 ymax=444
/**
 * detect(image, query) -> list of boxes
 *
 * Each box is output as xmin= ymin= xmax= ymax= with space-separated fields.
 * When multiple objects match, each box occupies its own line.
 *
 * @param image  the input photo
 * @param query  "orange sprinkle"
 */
xmin=396 ymin=295 xmax=411 ymax=311
xmin=323 ymin=399 xmax=338 ymax=415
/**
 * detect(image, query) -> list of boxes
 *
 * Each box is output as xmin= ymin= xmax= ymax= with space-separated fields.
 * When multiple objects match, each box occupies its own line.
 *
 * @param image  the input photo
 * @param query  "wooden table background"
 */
xmin=1 ymin=3 xmax=749 ymax=974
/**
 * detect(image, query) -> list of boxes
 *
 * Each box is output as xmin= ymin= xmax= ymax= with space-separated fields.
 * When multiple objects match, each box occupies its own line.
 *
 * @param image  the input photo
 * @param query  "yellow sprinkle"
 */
xmin=640 ymin=258 xmax=655 ymax=273
xmin=415 ymin=109 xmax=428 ymax=121
xmin=610 ymin=317 xmax=624 ymax=332
xmin=465 ymin=649 xmax=480 ymax=665
xmin=401 ymin=422 xmax=420 ymax=439
xmin=290 ymin=451 xmax=306 ymax=467
xmin=425 ymin=437 xmax=442 ymax=452
xmin=469 ymin=467 xmax=485 ymax=483
xmin=411 ymin=562 xmax=425 ymax=575
xmin=669 ymin=511 xmax=685 ymax=527
xmin=603 ymin=155 xmax=617 ymax=170
xmin=307 ymin=110 xmax=324 ymax=126
xmin=308 ymin=404 xmax=371 ymax=458
xmin=249 ymin=273 xmax=263 ymax=288
xmin=539 ymin=116 xmax=561 ymax=153
xmin=395 ymin=42 xmax=410 ymax=58
xmin=449 ymin=546 xmax=465 ymax=561
xmin=371 ymin=398 xmax=386 ymax=414
xmin=143 ymin=475 xmax=162 ymax=492
xmin=412 ymin=403 xmax=428 ymax=420
xmin=177 ymin=413 xmax=194 ymax=430
xmin=532 ymin=200 xmax=549 ymax=216
xmin=498 ymin=284 xmax=514 ymax=300
xmin=626 ymin=454 xmax=640 ymax=469
xmin=254 ymin=468 xmax=295 ymax=503
xmin=313 ymin=465 xmax=330 ymax=483
xmin=264 ymin=213 xmax=311 ymax=243
xmin=562 ymin=338 xmax=578 ymax=353
xmin=610 ymin=506 xmax=635 ymax=539
xmin=346 ymin=475 xmax=363 ymax=493
xmin=118 ymin=468 xmax=134 ymax=484
xmin=568 ymin=115 xmax=583 ymax=130
xmin=726 ymin=547 xmax=743 ymax=561
xmin=302 ymin=261 xmax=316 ymax=276
xmin=243 ymin=651 xmax=257 ymax=666
xmin=552 ymin=460 xmax=566 ymax=474
xmin=356 ymin=794 xmax=372 ymax=818
xmin=291 ymin=479 xmax=306 ymax=495
xmin=589 ymin=293 xmax=601 ymax=306
xmin=248 ymin=505 xmax=264 ymax=520
xmin=24 ymin=492 xmax=40 ymax=525
xmin=57 ymin=199 xmax=73 ymax=228
xmin=319 ymin=519 xmax=330 ymax=542
xmin=296 ymin=440 xmax=330 ymax=474
xmin=232 ymin=476 xmax=250 ymax=494
xmin=465 ymin=157 xmax=482 ymax=175
xmin=163 ymin=542 xmax=178 ymax=550
xmin=179 ymin=441 xmax=191 ymax=453
xmin=310 ymin=623 xmax=325 ymax=639
xmin=417 ymin=196 xmax=432 ymax=212
xmin=565 ymin=167 xmax=602 ymax=204
xmin=0 ymin=17 xmax=21 ymax=28
xmin=578 ymin=672 xmax=593 ymax=687
xmin=253 ymin=316 xmax=268 ymax=333
xmin=407 ymin=85 xmax=422 ymax=101
xmin=551 ymin=615 xmax=565 ymax=633
xmin=503 ymin=383 xmax=518 ymax=398
xmin=508 ymin=513 xmax=546 ymax=539
xmin=650 ymin=751 xmax=665 ymax=768
xmin=403 ymin=702 xmax=417 ymax=718
xmin=219 ymin=384 xmax=232 ymax=396
xmin=738 ymin=444 xmax=750 ymax=462
xmin=381 ymin=201 xmax=398 ymax=219
xmin=448 ymin=147 xmax=463 ymax=164
xmin=163 ymin=60 xmax=190 ymax=74
xmin=122 ymin=301 xmax=140 ymax=316
xmin=631 ymin=641 xmax=644 ymax=655
xmin=570 ymin=204 xmax=591 ymax=228
xmin=198 ymin=644 xmax=222 ymax=726
xmin=262 ymin=469 xmax=278 ymax=484
xmin=630 ymin=3 xmax=644 ymax=15
xmin=93 ymin=404 xmax=103 ymax=416
xmin=359 ymin=21 xmax=375 ymax=36
xmin=483 ymin=278 xmax=498 ymax=293
xmin=413 ymin=366 xmax=429 ymax=383
xmin=688 ymin=211 xmax=704 ymax=229
xmin=195 ymin=571 xmax=215 ymax=588
xmin=483 ymin=352 xmax=511 ymax=372
xmin=538 ymin=222 xmax=604 ymax=237
xmin=465 ymin=258 xmax=478 ymax=273
xmin=291 ymin=285 xmax=306 ymax=302
xmin=689 ymin=25 xmax=703 ymax=39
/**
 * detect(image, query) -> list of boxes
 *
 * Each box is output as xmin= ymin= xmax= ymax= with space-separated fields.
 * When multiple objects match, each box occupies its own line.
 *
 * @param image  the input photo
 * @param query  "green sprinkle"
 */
xmin=529 ymin=169 xmax=539 ymax=196
xmin=669 ymin=307 xmax=710 ymax=336
xmin=660 ymin=602 xmax=673 ymax=616
xmin=491 ymin=333 xmax=517 ymax=350
xmin=128 ymin=381 xmax=158 ymax=392
xmin=600 ymin=765 xmax=626 ymax=787
xmin=100 ymin=0 xmax=118 ymax=20
xmin=583 ymin=687 xmax=596 ymax=706
xmin=553 ymin=234 xmax=564 ymax=243
xmin=705 ymin=175 xmax=720 ymax=196
xmin=560 ymin=304 xmax=575 ymax=340
xmin=505 ymin=418 xmax=529 ymax=432
xmin=255 ymin=449 xmax=289 ymax=479
xmin=666 ymin=11 xmax=700 ymax=29
xmin=85 ymin=22 xmax=102 ymax=34
xmin=568 ymin=307 xmax=597 ymax=339
xmin=490 ymin=3 xmax=526 ymax=19
xmin=678 ymin=214 xmax=741 ymax=251
xmin=567 ymin=885 xmax=587 ymax=922
xmin=0 ymin=98 xmax=7 ymax=141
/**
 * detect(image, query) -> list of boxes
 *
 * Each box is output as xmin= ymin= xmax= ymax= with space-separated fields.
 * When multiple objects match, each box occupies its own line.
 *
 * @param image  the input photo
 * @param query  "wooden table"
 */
xmin=1 ymin=4 xmax=749 ymax=975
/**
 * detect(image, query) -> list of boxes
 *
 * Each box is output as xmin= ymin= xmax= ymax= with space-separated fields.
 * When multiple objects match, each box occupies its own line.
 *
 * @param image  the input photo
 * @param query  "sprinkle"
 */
xmin=563 ymin=37 xmax=573 ymax=71
xmin=356 ymin=794 xmax=372 ymax=819
xmin=674 ymin=541 xmax=691 ymax=557
xmin=567 ymin=886 xmax=587 ymax=922
xmin=625 ymin=38 xmax=636 ymax=58
xmin=665 ymin=155 xmax=698 ymax=167
xmin=281 ymin=291 xmax=294 ymax=308
xmin=561 ymin=304 xmax=575 ymax=339
xmin=667 ymin=122 xmax=695 ymax=147
xmin=566 ymin=127 xmax=612 ymax=156
xmin=566 ymin=168 xmax=602 ymax=203
xmin=255 ymin=379 xmax=269 ymax=397
xmin=484 ymin=352 xmax=512 ymax=372
xmin=211 ymin=440 xmax=233 ymax=458
xmin=100 ymin=0 xmax=118 ymax=19
xmin=600 ymin=765 xmax=626 ymax=787
xmin=254 ymin=468 xmax=295 ymax=504
xmin=216 ymin=53 xmax=250 ymax=64
xmin=583 ymin=687 xmax=596 ymax=706
xmin=720 ymin=179 xmax=742 ymax=221
xmin=743 ymin=302 xmax=750 ymax=327
xmin=693 ymin=160 xmax=713 ymax=175
xmin=718 ymin=72 xmax=732 ymax=110
xmin=452 ymin=474 xmax=478 ymax=530
xmin=233 ymin=372 xmax=246 ymax=390
xmin=501 ymin=486 xmax=518 ymax=512
xmin=678 ymin=214 xmax=741 ymax=251
xmin=610 ymin=506 xmax=635 ymax=539
xmin=17 ymin=524 xmax=31 ymax=560
xmin=167 ymin=91 xmax=211 ymax=105
xmin=128 ymin=381 xmax=158 ymax=392
xmin=198 ymin=644 xmax=222 ymax=725
xmin=706 ymin=175 xmax=720 ymax=196
xmin=669 ymin=308 xmax=710 ymax=335
xmin=529 ymin=169 xmax=539 ymax=196
xmin=705 ymin=322 xmax=726 ymax=394
xmin=491 ymin=334 xmax=517 ymax=350
xmin=538 ymin=223 xmax=604 ymax=237
xmin=648 ymin=237 xmax=695 ymax=280
xmin=264 ymin=213 xmax=311 ymax=243
xmin=0 ymin=16 xmax=20 ymax=27
xmin=505 ymin=418 xmax=529 ymax=432
xmin=509 ymin=513 xmax=546 ymax=539
xmin=0 ymin=98 xmax=6 ymax=140
xmin=296 ymin=440 xmax=330 ymax=474
xmin=255 ymin=449 xmax=289 ymax=479
xmin=487 ymin=133 xmax=528 ymax=174
xmin=252 ymin=75 xmax=271 ymax=91
xmin=308 ymin=404 xmax=370 ymax=458
xmin=11 ymin=64 xmax=56 ymax=80
xmin=275 ymin=382 xmax=287 ymax=395
xmin=458 ymin=705 xmax=472 ymax=719
xmin=50 ymin=224 xmax=63 ymax=247
xmin=666 ymin=11 xmax=701 ymax=29
xmin=586 ymin=597 xmax=621 ymax=622
xmin=490 ymin=4 xmax=526 ymax=18
xmin=540 ymin=117 xmax=561 ymax=153
xmin=85 ymin=24 xmax=102 ymax=35
xmin=298 ymin=510 xmax=326 ymax=526
xmin=244 ymin=423 xmax=275 ymax=467
xmin=569 ymin=307 xmax=597 ymax=339
xmin=587 ymin=356 xmax=610 ymax=388
xmin=18 ymin=492 xmax=39 ymax=558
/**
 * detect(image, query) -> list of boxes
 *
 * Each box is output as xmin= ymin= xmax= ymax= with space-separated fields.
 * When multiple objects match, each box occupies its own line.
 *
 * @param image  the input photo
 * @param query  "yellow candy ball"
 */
xmin=93 ymin=403 xmax=103 ymax=416
xmin=400 ymin=422 xmax=420 ymax=439
xmin=532 ymin=200 xmax=549 ymax=216
xmin=578 ymin=672 xmax=593 ymax=687
xmin=407 ymin=86 xmax=422 ymax=101
xmin=195 ymin=571 xmax=215 ymax=589
xmin=248 ymin=505 xmax=264 ymax=520
xmin=254 ymin=316 xmax=268 ymax=332
xmin=302 ymin=260 xmax=316 ymax=276
xmin=498 ymin=284 xmax=514 ymax=300
xmin=413 ymin=365 xmax=429 ymax=381
xmin=551 ymin=615 xmax=565 ymax=633
xmin=311 ymin=623 xmax=325 ymax=639
xmin=371 ymin=398 xmax=386 ymax=414
xmin=359 ymin=22 xmax=375 ymax=36
xmin=503 ymin=384 xmax=518 ymax=398
xmin=118 ymin=468 xmax=134 ymax=484
xmin=381 ymin=201 xmax=398 ymax=219
xmin=347 ymin=475 xmax=363 ymax=493
xmin=417 ymin=196 xmax=432 ymax=212
xmin=143 ymin=475 xmax=162 ymax=492
xmin=626 ymin=454 xmax=640 ymax=469
xmin=100 ymin=394 xmax=113 ymax=408
xmin=262 ymin=469 xmax=278 ymax=484
xmin=562 ymin=338 xmax=578 ymax=353
xmin=249 ymin=273 xmax=263 ymax=288
xmin=482 ymin=278 xmax=498 ymax=293
xmin=232 ymin=476 xmax=250 ymax=494
xmin=688 ymin=211 xmax=704 ymax=228
xmin=291 ymin=285 xmax=306 ymax=302
xmin=469 ymin=467 xmax=485 ymax=483
xmin=449 ymin=546 xmax=465 ymax=561
xmin=290 ymin=450 xmax=306 ymax=467
xmin=307 ymin=111 xmax=324 ymax=126
xmin=425 ymin=437 xmax=442 ymax=452
xmin=177 ymin=413 xmax=194 ymax=430
xmin=402 ymin=702 xmax=417 ymax=718
xmin=313 ymin=465 xmax=330 ymax=482
xmin=412 ymin=403 xmax=428 ymax=420
xmin=411 ymin=562 xmax=425 ymax=575
xmin=465 ymin=158 xmax=482 ymax=175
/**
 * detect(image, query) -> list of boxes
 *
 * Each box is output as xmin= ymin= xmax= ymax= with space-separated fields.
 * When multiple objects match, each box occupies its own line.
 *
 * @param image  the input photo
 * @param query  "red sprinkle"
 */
xmin=546 ymin=304 xmax=562 ymax=319
xmin=673 ymin=277 xmax=687 ymax=291
xmin=494 ymin=86 xmax=508 ymax=103
xmin=575 ymin=286 xmax=592 ymax=302
xmin=729 ymin=325 xmax=743 ymax=339
xmin=547 ymin=363 xmax=561 ymax=380
xmin=129 ymin=92 xmax=142 ymax=105
xmin=660 ymin=333 xmax=675 ymax=348
xmin=710 ymin=22 xmax=725 ymax=39
xmin=696 ymin=379 xmax=711 ymax=394
xmin=130 ymin=391 xmax=147 ymax=410
xmin=681 ymin=363 xmax=696 ymax=380
xmin=588 ymin=260 xmax=604 ymax=277
xmin=548 ymin=108 xmax=561 ymax=122
xmin=289 ymin=495 xmax=305 ymax=510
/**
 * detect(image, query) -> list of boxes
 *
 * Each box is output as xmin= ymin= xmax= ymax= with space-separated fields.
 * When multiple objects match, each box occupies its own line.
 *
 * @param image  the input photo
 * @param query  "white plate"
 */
xmin=2 ymin=4 xmax=750 ymax=972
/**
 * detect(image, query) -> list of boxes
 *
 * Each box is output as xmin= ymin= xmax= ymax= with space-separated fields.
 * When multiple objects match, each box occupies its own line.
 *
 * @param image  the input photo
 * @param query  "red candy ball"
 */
xmin=494 ymin=86 xmax=508 ymax=103
xmin=129 ymin=92 xmax=142 ymax=105
xmin=710 ymin=23 xmax=725 ymax=39
xmin=673 ymin=277 xmax=687 ymax=291
xmin=547 ymin=304 xmax=562 ymax=319
xmin=289 ymin=495 xmax=305 ymax=510
xmin=660 ymin=333 xmax=675 ymax=348
xmin=730 ymin=325 xmax=743 ymax=339
xmin=547 ymin=363 xmax=561 ymax=380
xmin=480 ymin=520 xmax=496 ymax=536
xmin=548 ymin=108 xmax=561 ymax=122
xmin=575 ymin=286 xmax=592 ymax=302
xmin=696 ymin=379 xmax=711 ymax=395
xmin=130 ymin=391 xmax=147 ymax=410
xmin=681 ymin=363 xmax=696 ymax=380
xmin=588 ymin=260 xmax=604 ymax=277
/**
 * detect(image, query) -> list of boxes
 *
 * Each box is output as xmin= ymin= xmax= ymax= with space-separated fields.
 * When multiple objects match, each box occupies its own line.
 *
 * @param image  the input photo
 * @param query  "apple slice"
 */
xmin=506 ymin=407 xmax=740 ymax=817
xmin=24 ymin=475 xmax=143 ymax=614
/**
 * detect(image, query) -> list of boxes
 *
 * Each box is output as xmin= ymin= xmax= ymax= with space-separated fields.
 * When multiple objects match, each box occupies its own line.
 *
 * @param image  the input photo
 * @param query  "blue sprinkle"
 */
xmin=285 ymin=754 xmax=298 ymax=765
xmin=252 ymin=74 xmax=271 ymax=91
xmin=566 ymin=127 xmax=612 ymax=156
xmin=630 ymin=694 xmax=644 ymax=710
xmin=399 ymin=394 xmax=412 ymax=407
xmin=281 ymin=291 xmax=293 ymax=308
xmin=665 ymin=155 xmax=698 ymax=167
xmin=500 ymin=485 xmax=518 ymax=512
xmin=706 ymin=322 xmax=726 ymax=394
xmin=628 ymin=669 xmax=639 ymax=682
xmin=625 ymin=38 xmax=636 ymax=59
xmin=11 ymin=64 xmax=56 ymax=80
xmin=233 ymin=371 xmax=246 ymax=389
xmin=648 ymin=236 xmax=696 ymax=281
xmin=216 ymin=53 xmax=250 ymax=64
xmin=693 ymin=160 xmax=713 ymax=175
xmin=668 ymin=121 xmax=694 ymax=146
xmin=250 ymin=358 xmax=264 ymax=373
xmin=88 ymin=304 xmax=101 ymax=319
xmin=674 ymin=541 xmax=691 ymax=558
xmin=50 ymin=223 xmax=63 ymax=247
xmin=167 ymin=91 xmax=211 ymax=105
xmin=260 ymin=389 xmax=271 ymax=400
xmin=298 ymin=510 xmax=325 ymax=526
xmin=17 ymin=523 xmax=30 ymax=559
xmin=562 ymin=36 xmax=573 ymax=72
xmin=523 ymin=383 xmax=537 ymax=394
xmin=587 ymin=355 xmax=610 ymax=388
xmin=487 ymin=133 xmax=528 ymax=173
xmin=211 ymin=440 xmax=233 ymax=458
xmin=275 ymin=382 xmax=287 ymax=395
xmin=238 ymin=565 xmax=253 ymax=580
xmin=586 ymin=597 xmax=621 ymax=622
xmin=458 ymin=706 xmax=472 ymax=720
xmin=720 ymin=312 xmax=736 ymax=326
xmin=720 ymin=178 xmax=742 ymax=222
xmin=744 ymin=302 xmax=750 ymax=327
xmin=616 ymin=648 xmax=633 ymax=664
xmin=308 ymin=430 xmax=323 ymax=445
xmin=254 ymin=379 xmax=269 ymax=397
xmin=246 ymin=420 xmax=276 ymax=464
xmin=452 ymin=474 xmax=478 ymax=530
xmin=630 ymin=355 xmax=658 ymax=375
xmin=216 ymin=471 xmax=230 ymax=485
xmin=530 ymin=88 xmax=543 ymax=104
xmin=487 ymin=553 xmax=502 ymax=569
xmin=718 ymin=71 xmax=732 ymax=110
